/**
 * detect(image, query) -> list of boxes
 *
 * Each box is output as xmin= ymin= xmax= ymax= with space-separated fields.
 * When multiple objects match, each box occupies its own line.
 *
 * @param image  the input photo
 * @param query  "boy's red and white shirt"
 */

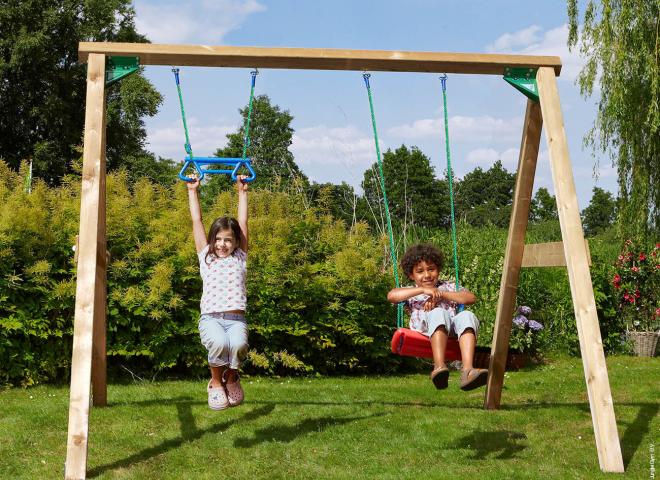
xmin=405 ymin=281 xmax=463 ymax=333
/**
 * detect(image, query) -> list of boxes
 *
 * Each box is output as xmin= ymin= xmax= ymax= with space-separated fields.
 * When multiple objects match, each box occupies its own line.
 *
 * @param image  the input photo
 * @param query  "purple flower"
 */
xmin=517 ymin=306 xmax=532 ymax=316
xmin=513 ymin=315 xmax=528 ymax=328
xmin=528 ymin=320 xmax=544 ymax=331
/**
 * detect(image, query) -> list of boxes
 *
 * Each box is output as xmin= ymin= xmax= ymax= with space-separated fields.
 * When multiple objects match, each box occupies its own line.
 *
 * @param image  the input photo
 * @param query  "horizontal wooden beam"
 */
xmin=79 ymin=42 xmax=562 ymax=76
xmin=521 ymin=240 xmax=591 ymax=268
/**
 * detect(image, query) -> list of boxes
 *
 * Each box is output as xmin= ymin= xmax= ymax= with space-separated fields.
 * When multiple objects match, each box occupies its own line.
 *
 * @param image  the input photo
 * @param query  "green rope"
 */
xmin=363 ymin=73 xmax=404 ymax=328
xmin=440 ymin=74 xmax=461 ymax=293
xmin=173 ymin=68 xmax=258 ymax=172
xmin=172 ymin=68 xmax=194 ymax=160
xmin=241 ymin=70 xmax=259 ymax=162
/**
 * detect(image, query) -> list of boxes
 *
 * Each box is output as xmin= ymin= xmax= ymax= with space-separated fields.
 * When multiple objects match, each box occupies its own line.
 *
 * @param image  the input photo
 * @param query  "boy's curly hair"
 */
xmin=400 ymin=243 xmax=444 ymax=277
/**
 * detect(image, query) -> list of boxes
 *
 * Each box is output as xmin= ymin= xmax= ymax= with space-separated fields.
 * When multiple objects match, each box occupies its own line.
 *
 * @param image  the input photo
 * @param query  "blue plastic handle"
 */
xmin=178 ymin=157 xmax=256 ymax=183
xmin=231 ymin=161 xmax=256 ymax=183
xmin=178 ymin=159 xmax=205 ymax=182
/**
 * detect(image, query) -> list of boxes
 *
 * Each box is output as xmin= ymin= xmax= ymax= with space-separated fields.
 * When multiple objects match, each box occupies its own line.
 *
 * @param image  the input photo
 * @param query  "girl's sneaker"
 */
xmin=223 ymin=371 xmax=244 ymax=407
xmin=207 ymin=380 xmax=229 ymax=410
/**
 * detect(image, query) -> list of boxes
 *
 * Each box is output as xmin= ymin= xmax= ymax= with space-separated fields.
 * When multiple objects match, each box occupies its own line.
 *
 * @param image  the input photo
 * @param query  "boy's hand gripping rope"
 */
xmin=363 ymin=73 xmax=405 ymax=328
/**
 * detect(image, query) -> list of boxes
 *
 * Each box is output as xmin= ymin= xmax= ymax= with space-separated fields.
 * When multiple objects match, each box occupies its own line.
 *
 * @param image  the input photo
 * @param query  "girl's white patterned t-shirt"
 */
xmin=198 ymin=245 xmax=247 ymax=314
xmin=406 ymin=281 xmax=463 ymax=333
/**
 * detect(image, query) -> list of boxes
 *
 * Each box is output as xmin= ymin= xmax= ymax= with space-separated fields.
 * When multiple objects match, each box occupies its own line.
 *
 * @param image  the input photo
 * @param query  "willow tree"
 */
xmin=568 ymin=0 xmax=660 ymax=242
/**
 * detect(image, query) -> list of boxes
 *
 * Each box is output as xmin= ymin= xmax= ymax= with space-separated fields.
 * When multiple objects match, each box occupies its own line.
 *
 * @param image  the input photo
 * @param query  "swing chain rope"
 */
xmin=172 ymin=68 xmax=194 ymax=159
xmin=440 ymin=74 xmax=461 ymax=292
xmin=363 ymin=73 xmax=404 ymax=328
xmin=241 ymin=70 xmax=259 ymax=162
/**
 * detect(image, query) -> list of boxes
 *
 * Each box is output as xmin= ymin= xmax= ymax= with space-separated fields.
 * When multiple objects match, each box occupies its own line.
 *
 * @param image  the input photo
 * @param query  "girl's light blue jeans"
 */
xmin=198 ymin=313 xmax=249 ymax=369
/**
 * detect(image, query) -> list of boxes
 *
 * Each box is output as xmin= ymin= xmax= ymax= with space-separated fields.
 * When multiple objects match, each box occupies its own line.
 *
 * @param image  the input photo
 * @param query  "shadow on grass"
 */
xmin=620 ymin=402 xmax=658 ymax=469
xmin=115 ymin=395 xmax=489 ymax=410
xmin=87 ymin=403 xmax=275 ymax=478
xmin=451 ymin=430 xmax=528 ymax=459
xmin=106 ymin=396 xmax=658 ymax=469
xmin=233 ymin=412 xmax=386 ymax=448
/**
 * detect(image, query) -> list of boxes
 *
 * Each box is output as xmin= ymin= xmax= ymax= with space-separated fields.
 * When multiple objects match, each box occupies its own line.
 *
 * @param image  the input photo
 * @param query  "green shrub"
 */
xmin=0 ymin=160 xmax=630 ymax=386
xmin=0 ymin=162 xmax=401 ymax=385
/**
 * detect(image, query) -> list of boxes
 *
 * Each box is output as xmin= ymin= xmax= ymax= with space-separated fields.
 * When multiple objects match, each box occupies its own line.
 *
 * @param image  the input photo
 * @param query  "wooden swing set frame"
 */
xmin=65 ymin=42 xmax=624 ymax=479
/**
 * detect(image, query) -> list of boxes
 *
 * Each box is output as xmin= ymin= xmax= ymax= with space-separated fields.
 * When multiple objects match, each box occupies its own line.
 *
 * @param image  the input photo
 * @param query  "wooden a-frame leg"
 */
xmin=536 ymin=66 xmax=624 ymax=473
xmin=65 ymin=53 xmax=107 ymax=480
xmin=91 ymin=86 xmax=108 ymax=408
xmin=485 ymin=99 xmax=542 ymax=410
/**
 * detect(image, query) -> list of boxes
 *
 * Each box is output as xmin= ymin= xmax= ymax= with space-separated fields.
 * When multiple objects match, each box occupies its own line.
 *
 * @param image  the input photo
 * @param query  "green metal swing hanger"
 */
xmin=503 ymin=67 xmax=539 ymax=102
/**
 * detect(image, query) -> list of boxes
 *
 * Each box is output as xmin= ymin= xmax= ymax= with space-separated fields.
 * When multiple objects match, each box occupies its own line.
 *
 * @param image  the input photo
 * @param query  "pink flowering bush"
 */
xmin=612 ymin=241 xmax=660 ymax=332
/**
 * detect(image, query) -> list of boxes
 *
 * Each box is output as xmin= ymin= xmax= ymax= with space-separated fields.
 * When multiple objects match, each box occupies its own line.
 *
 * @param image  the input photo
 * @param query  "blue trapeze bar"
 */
xmin=178 ymin=157 xmax=256 ymax=183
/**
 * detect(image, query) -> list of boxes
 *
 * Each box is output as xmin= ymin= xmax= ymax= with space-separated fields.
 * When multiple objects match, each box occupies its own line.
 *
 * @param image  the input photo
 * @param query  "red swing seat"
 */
xmin=390 ymin=327 xmax=462 ymax=360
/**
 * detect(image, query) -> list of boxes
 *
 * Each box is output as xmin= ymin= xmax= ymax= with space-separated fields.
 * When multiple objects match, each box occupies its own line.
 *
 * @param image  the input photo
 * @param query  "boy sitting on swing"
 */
xmin=387 ymin=243 xmax=488 ymax=391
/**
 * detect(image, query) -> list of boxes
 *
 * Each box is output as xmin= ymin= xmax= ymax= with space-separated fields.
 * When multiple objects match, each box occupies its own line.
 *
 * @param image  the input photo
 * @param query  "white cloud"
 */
xmin=487 ymin=24 xmax=585 ymax=81
xmin=596 ymin=162 xmax=617 ymax=179
xmin=465 ymin=148 xmax=498 ymax=166
xmin=464 ymin=147 xmax=520 ymax=168
xmin=387 ymin=118 xmax=442 ymax=139
xmin=145 ymin=118 xmax=235 ymax=161
xmin=389 ymin=115 xmax=523 ymax=144
xmin=291 ymin=125 xmax=376 ymax=188
xmin=134 ymin=0 xmax=266 ymax=44
xmin=489 ymin=25 xmax=543 ymax=51
xmin=500 ymin=148 xmax=521 ymax=167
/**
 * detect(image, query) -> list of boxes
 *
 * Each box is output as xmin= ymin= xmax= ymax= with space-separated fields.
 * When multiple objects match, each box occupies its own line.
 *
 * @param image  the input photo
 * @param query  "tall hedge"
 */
xmin=0 ymin=161 xmax=626 ymax=386
xmin=0 ymin=162 xmax=401 ymax=385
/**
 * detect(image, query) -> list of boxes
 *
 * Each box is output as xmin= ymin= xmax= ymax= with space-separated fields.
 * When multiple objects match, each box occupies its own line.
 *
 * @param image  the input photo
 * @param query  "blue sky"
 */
xmin=133 ymin=0 xmax=616 ymax=209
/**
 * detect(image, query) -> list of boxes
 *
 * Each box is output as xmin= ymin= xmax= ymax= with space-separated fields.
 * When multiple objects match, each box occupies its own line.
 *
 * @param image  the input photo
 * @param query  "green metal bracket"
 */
xmin=503 ymin=67 xmax=538 ymax=102
xmin=105 ymin=56 xmax=140 ymax=86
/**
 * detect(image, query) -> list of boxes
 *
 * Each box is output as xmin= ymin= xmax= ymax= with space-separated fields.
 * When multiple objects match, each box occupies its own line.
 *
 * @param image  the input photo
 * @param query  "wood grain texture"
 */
xmin=65 ymin=53 xmax=106 ymax=480
xmin=537 ymin=66 xmax=623 ymax=473
xmin=485 ymin=99 xmax=542 ymax=410
xmin=79 ymin=42 xmax=562 ymax=75
xmin=521 ymin=240 xmax=591 ymax=267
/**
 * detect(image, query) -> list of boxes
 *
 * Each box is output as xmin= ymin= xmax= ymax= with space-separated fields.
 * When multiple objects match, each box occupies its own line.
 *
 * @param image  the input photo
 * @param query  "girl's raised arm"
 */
xmin=236 ymin=175 xmax=249 ymax=253
xmin=186 ymin=176 xmax=207 ymax=253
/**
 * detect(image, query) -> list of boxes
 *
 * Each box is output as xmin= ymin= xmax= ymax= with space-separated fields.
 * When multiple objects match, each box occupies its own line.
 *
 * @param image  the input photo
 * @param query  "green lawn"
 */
xmin=1 ymin=356 xmax=657 ymax=479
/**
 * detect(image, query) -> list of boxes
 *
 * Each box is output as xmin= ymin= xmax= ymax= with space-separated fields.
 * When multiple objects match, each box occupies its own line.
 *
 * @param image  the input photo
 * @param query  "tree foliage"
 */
xmin=0 ymin=0 xmax=162 ymax=184
xmin=214 ymin=95 xmax=308 ymax=191
xmin=568 ymin=0 xmax=660 ymax=240
xmin=455 ymin=160 xmax=515 ymax=227
xmin=530 ymin=187 xmax=558 ymax=222
xmin=306 ymin=182 xmax=369 ymax=227
xmin=582 ymin=186 xmax=617 ymax=236
xmin=361 ymin=145 xmax=449 ymax=230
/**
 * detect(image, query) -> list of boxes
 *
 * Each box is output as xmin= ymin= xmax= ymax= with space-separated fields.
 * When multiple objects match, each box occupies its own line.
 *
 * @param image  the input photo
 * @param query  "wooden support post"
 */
xmin=536 ymin=66 xmax=624 ymax=473
xmin=90 ymin=70 xmax=108 ymax=408
xmin=521 ymin=240 xmax=591 ymax=268
xmin=65 ymin=53 xmax=107 ymax=480
xmin=91 ymin=88 xmax=108 ymax=408
xmin=485 ymin=99 xmax=542 ymax=409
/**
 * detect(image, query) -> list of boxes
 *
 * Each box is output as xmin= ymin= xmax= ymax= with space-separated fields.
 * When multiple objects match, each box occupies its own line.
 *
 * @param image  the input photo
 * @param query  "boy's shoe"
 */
xmin=430 ymin=366 xmax=449 ymax=390
xmin=207 ymin=380 xmax=229 ymax=410
xmin=223 ymin=371 xmax=244 ymax=407
xmin=459 ymin=368 xmax=488 ymax=391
